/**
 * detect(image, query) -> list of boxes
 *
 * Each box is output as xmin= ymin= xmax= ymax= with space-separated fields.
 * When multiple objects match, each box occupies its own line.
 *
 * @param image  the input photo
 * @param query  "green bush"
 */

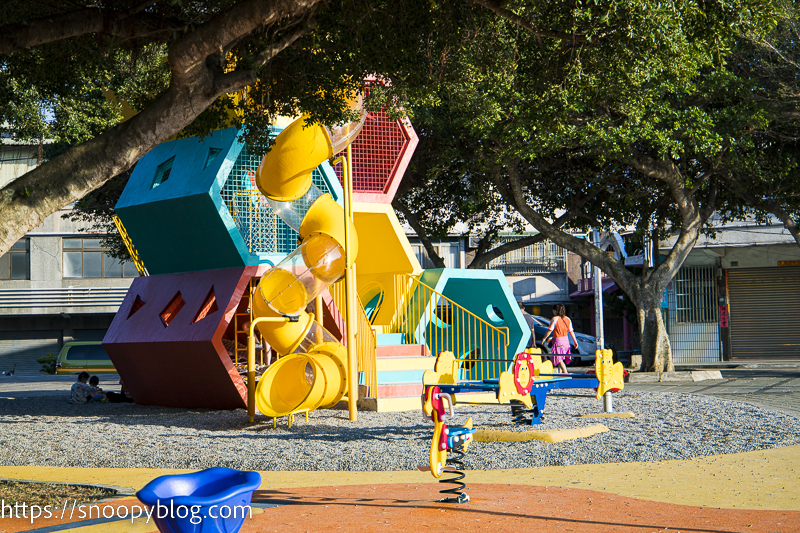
xmin=37 ymin=353 xmax=57 ymax=374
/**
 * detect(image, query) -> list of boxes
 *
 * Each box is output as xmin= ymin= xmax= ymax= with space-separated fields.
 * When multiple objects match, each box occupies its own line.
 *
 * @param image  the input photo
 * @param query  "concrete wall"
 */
xmin=719 ymin=244 xmax=800 ymax=269
xmin=507 ymin=272 xmax=570 ymax=304
xmin=0 ymin=205 xmax=135 ymax=374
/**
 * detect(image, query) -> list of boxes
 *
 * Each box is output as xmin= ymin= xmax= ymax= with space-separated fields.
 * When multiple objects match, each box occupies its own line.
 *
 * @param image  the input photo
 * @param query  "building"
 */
xmin=407 ymin=231 xmax=576 ymax=314
xmin=662 ymin=216 xmax=800 ymax=362
xmin=0 ymin=139 xmax=138 ymax=375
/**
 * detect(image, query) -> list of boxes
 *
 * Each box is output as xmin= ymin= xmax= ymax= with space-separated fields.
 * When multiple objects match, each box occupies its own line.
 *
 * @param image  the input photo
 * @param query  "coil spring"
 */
xmin=510 ymin=400 xmax=540 ymax=425
xmin=439 ymin=449 xmax=470 ymax=504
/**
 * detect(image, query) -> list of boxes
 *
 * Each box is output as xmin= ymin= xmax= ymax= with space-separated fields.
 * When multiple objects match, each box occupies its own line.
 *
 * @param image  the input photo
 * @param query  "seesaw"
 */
xmin=418 ymin=349 xmax=626 ymax=503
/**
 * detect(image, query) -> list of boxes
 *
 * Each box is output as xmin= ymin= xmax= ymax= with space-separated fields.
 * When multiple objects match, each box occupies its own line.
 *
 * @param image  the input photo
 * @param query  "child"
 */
xmin=70 ymin=372 xmax=91 ymax=404
xmin=86 ymin=375 xmax=107 ymax=402
xmin=106 ymin=379 xmax=134 ymax=403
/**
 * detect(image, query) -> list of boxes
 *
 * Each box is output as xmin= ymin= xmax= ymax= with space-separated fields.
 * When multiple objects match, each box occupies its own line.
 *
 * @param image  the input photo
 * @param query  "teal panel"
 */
xmin=376 ymin=333 xmax=406 ymax=346
xmin=118 ymin=128 xmax=243 ymax=209
xmin=116 ymin=194 xmax=245 ymax=275
xmin=415 ymin=268 xmax=530 ymax=368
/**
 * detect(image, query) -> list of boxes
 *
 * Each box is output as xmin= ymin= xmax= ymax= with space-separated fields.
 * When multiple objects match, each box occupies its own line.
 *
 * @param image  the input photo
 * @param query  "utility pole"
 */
xmin=592 ymin=228 xmax=605 ymax=351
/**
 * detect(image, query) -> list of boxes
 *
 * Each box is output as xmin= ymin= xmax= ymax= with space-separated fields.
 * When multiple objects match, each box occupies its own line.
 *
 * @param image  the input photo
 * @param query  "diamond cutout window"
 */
xmin=160 ymin=291 xmax=185 ymax=326
xmin=203 ymin=148 xmax=222 ymax=170
xmin=192 ymin=287 xmax=219 ymax=323
xmin=127 ymin=295 xmax=146 ymax=319
xmin=152 ymin=156 xmax=175 ymax=189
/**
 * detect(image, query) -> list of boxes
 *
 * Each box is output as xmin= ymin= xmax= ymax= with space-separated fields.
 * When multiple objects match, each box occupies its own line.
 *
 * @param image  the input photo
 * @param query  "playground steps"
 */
xmin=373 ymin=334 xmax=434 ymax=411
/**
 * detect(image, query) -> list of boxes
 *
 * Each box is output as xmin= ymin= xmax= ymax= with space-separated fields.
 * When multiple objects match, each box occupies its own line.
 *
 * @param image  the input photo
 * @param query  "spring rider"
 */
xmin=419 ymin=384 xmax=476 ymax=503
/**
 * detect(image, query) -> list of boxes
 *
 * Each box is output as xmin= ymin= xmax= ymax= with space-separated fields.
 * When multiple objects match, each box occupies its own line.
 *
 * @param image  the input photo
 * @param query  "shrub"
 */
xmin=37 ymin=353 xmax=57 ymax=374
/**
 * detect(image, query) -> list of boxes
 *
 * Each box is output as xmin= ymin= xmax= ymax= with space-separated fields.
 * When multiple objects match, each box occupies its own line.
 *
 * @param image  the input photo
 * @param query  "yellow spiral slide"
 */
xmin=252 ymin=101 xmax=365 ymax=418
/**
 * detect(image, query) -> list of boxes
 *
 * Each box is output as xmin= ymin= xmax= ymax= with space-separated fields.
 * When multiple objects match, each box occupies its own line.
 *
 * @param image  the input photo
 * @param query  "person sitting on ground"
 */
xmin=86 ymin=375 xmax=107 ymax=402
xmin=106 ymin=379 xmax=134 ymax=403
xmin=70 ymin=372 xmax=92 ymax=404
xmin=541 ymin=304 xmax=579 ymax=374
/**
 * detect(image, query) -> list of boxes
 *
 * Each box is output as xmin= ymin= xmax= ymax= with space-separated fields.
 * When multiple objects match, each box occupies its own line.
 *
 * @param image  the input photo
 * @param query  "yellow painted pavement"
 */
xmin=1 ymin=444 xmax=798 ymax=514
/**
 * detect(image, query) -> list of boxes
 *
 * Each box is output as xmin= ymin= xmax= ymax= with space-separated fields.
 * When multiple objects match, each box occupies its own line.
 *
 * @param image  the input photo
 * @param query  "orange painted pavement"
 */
xmin=242 ymin=483 xmax=800 ymax=533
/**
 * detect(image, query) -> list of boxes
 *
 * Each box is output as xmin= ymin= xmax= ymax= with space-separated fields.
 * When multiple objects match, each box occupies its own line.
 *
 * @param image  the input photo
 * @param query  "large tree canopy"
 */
xmin=3 ymin=0 xmax=797 ymax=372
xmin=0 ymin=0 xmax=467 ymax=256
xmin=391 ymin=0 xmax=791 ymax=371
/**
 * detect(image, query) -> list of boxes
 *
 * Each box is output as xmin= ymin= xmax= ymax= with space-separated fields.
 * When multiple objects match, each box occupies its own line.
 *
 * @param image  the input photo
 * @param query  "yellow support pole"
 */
xmin=343 ymin=145 xmax=359 ymax=421
xmin=315 ymin=295 xmax=324 ymax=344
xmin=247 ymin=316 xmax=290 ymax=423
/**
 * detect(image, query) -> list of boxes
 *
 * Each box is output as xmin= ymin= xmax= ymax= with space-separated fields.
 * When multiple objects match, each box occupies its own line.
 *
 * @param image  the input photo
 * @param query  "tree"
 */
xmin=392 ymin=0 xmax=782 ymax=371
xmin=0 ymin=0 xmax=458 ymax=257
xmin=722 ymin=9 xmax=800 ymax=247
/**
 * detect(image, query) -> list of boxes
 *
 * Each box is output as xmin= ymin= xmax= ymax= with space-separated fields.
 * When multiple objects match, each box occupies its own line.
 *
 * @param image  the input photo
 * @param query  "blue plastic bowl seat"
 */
xmin=137 ymin=467 xmax=262 ymax=533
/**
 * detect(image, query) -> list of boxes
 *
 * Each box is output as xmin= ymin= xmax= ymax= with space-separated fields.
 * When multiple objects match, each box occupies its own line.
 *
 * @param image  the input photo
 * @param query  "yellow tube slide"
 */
xmin=251 ymin=110 xmax=363 ymax=419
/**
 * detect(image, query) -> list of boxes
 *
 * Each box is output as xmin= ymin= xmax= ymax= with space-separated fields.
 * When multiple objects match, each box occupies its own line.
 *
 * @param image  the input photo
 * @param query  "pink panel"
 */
xmin=334 ymin=112 xmax=418 ymax=204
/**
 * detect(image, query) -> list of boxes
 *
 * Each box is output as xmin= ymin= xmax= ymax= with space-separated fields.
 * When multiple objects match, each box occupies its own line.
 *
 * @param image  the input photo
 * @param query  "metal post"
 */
xmin=315 ymin=295 xmax=324 ymax=344
xmin=247 ymin=316 xmax=290 ymax=423
xmin=343 ymin=143 xmax=359 ymax=421
xmin=603 ymin=391 xmax=613 ymax=413
xmin=592 ymin=229 xmax=605 ymax=351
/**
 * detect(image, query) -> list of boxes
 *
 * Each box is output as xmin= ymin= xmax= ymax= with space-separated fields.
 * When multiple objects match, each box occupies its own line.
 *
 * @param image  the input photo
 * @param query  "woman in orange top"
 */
xmin=541 ymin=304 xmax=579 ymax=374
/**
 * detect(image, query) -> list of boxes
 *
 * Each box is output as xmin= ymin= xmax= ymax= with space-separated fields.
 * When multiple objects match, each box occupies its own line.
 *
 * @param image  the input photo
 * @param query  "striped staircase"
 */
xmin=374 ymin=333 xmax=433 ymax=412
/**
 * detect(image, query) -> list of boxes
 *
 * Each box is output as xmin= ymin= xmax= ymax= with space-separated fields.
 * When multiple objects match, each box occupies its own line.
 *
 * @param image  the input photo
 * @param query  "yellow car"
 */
xmin=55 ymin=341 xmax=116 ymax=374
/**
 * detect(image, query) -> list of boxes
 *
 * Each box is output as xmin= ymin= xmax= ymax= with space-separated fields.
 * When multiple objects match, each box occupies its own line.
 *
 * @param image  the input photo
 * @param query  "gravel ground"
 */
xmin=1 ymin=391 xmax=798 ymax=471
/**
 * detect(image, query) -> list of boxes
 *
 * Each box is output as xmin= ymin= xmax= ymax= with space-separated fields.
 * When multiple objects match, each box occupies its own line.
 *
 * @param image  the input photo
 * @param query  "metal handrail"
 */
xmin=112 ymin=215 xmax=149 ymax=276
xmin=390 ymin=273 xmax=510 ymax=381
xmin=329 ymin=280 xmax=378 ymax=399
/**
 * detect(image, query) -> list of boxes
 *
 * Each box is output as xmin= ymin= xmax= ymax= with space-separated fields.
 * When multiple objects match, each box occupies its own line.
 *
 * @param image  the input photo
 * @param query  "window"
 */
xmin=62 ymin=238 xmax=138 ymax=278
xmin=65 ymin=344 xmax=110 ymax=361
xmin=203 ymin=148 xmax=222 ymax=170
xmin=674 ymin=266 xmax=718 ymax=323
xmin=160 ymin=292 xmax=185 ymax=326
xmin=151 ymin=156 xmax=175 ymax=189
xmin=0 ymin=239 xmax=30 ymax=280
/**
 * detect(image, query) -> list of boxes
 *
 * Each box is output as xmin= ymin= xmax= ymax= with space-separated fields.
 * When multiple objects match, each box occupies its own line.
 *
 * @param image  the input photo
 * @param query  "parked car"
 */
xmin=529 ymin=315 xmax=597 ymax=362
xmin=55 ymin=341 xmax=116 ymax=374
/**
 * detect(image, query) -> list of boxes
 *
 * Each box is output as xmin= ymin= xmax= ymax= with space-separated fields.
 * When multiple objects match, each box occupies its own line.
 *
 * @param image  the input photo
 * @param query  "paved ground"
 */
xmin=0 ymin=374 xmax=122 ymax=399
xmin=1 ymin=365 xmax=800 ymax=532
xmin=627 ymin=367 xmax=800 ymax=417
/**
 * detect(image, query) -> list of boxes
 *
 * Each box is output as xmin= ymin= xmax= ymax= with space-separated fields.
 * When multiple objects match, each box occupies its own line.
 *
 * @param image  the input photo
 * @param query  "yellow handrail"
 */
xmin=112 ymin=215 xmax=148 ymax=276
xmin=390 ymin=273 xmax=510 ymax=382
xmin=329 ymin=280 xmax=378 ymax=399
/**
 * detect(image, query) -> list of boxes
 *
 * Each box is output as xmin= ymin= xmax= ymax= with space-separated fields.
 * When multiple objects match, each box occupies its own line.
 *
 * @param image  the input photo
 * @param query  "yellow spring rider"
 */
xmin=251 ymin=99 xmax=365 ymax=424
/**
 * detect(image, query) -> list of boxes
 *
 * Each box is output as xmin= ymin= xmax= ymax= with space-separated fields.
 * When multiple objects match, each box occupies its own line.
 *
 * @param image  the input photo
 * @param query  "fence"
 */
xmin=390 ymin=274 xmax=510 ymax=381
xmin=486 ymin=236 xmax=566 ymax=275
xmin=329 ymin=280 xmax=378 ymax=397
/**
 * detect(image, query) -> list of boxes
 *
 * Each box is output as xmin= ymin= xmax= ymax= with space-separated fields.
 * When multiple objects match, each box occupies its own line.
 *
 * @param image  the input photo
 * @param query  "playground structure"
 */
xmin=418 ymin=348 xmax=626 ymax=503
xmin=103 ymin=89 xmax=542 ymax=423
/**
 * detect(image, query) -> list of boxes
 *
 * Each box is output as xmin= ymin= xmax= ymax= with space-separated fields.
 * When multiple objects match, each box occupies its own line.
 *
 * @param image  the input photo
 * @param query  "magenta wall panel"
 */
xmin=104 ymin=267 xmax=256 ymax=409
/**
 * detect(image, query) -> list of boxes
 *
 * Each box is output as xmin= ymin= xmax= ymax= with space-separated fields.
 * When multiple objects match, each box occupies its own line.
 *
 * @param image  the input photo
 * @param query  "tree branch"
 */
xmin=0 ymin=7 xmax=175 ymax=54
xmin=213 ymin=20 xmax=313 ymax=94
xmin=627 ymin=150 xmax=708 ymax=294
xmin=468 ymin=210 xmax=577 ymax=269
xmin=168 ymin=0 xmax=320 ymax=78
xmin=493 ymin=162 xmax=638 ymax=299
xmin=727 ymin=178 xmax=800 ymax=248
xmin=0 ymin=0 xmax=324 ymax=256
xmin=392 ymin=198 xmax=446 ymax=268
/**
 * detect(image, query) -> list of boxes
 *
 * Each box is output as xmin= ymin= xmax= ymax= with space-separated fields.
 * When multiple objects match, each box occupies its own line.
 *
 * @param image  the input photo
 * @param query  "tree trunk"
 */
xmin=638 ymin=299 xmax=673 ymax=372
